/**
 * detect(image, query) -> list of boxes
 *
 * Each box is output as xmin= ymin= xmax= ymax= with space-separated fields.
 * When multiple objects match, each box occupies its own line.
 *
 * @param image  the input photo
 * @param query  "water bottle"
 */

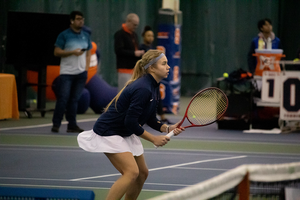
xmin=258 ymin=36 xmax=265 ymax=49
xmin=267 ymin=37 xmax=272 ymax=50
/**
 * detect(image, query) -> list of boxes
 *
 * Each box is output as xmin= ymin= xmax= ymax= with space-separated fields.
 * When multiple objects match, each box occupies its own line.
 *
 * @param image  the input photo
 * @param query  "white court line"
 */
xmin=0 ymin=118 xmax=97 ymax=131
xmin=147 ymin=156 xmax=246 ymax=172
xmin=0 ymin=177 xmax=72 ymax=182
xmin=71 ymin=155 xmax=247 ymax=181
xmin=71 ymin=173 xmax=121 ymax=180
xmin=174 ymin=167 xmax=228 ymax=171
xmin=0 ymin=183 xmax=170 ymax=193
xmin=0 ymin=177 xmax=189 ymax=188
xmin=3 ymin=144 xmax=299 ymax=159
xmin=0 ymin=183 xmax=107 ymax=191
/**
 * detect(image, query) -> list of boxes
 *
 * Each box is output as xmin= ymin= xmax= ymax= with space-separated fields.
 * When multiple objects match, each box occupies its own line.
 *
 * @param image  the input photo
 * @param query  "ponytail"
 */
xmin=104 ymin=50 xmax=163 ymax=112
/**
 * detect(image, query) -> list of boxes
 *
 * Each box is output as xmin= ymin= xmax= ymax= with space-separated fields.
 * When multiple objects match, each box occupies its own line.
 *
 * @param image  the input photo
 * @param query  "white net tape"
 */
xmin=148 ymin=162 xmax=300 ymax=200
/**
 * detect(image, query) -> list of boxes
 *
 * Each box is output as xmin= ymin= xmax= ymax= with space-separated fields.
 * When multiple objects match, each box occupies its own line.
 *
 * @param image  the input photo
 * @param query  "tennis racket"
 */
xmin=160 ymin=87 xmax=228 ymax=142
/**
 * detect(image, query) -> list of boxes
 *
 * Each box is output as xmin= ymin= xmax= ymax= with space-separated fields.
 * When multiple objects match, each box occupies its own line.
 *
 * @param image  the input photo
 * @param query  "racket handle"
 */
xmin=166 ymin=130 xmax=175 ymax=138
xmin=154 ymin=130 xmax=175 ymax=148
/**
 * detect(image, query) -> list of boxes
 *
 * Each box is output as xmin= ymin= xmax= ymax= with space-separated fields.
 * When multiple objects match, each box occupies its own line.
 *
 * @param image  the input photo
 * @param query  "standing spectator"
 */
xmin=114 ymin=13 xmax=145 ymax=91
xmin=51 ymin=11 xmax=92 ymax=133
xmin=140 ymin=25 xmax=171 ymax=124
xmin=139 ymin=25 xmax=154 ymax=52
xmin=247 ymin=18 xmax=282 ymax=74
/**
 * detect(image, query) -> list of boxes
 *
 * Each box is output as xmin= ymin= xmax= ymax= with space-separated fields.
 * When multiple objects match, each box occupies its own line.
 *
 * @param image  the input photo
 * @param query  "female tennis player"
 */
xmin=77 ymin=49 xmax=184 ymax=200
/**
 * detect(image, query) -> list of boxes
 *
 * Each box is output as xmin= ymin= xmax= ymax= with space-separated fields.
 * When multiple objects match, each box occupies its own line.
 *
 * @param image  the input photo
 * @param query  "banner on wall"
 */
xmin=280 ymin=71 xmax=300 ymax=120
xmin=157 ymin=24 xmax=181 ymax=114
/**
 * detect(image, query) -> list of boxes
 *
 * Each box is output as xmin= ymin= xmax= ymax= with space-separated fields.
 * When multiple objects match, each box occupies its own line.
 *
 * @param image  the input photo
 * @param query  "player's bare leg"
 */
xmin=105 ymin=152 xmax=139 ymax=200
xmin=125 ymin=154 xmax=148 ymax=200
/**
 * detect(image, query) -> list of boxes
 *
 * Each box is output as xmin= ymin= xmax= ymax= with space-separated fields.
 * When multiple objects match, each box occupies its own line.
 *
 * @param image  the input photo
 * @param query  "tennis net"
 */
xmin=148 ymin=162 xmax=300 ymax=200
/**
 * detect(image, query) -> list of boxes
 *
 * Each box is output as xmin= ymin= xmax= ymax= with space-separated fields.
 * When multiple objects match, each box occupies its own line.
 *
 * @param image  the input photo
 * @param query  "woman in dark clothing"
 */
xmin=140 ymin=26 xmax=172 ymax=124
xmin=77 ymin=50 xmax=184 ymax=200
xmin=139 ymin=25 xmax=154 ymax=52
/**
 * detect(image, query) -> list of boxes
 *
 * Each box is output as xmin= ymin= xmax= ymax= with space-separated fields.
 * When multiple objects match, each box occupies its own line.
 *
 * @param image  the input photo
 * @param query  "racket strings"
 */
xmin=187 ymin=89 xmax=228 ymax=125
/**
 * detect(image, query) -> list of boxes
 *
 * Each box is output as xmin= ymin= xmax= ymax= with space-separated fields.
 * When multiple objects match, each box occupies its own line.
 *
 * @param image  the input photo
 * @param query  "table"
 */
xmin=0 ymin=73 xmax=19 ymax=120
xmin=252 ymin=49 xmax=285 ymax=76
xmin=15 ymin=64 xmax=47 ymax=118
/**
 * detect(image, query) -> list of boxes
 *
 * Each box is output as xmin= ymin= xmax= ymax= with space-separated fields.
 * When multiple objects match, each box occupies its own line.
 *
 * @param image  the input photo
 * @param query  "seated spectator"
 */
xmin=247 ymin=18 xmax=282 ymax=74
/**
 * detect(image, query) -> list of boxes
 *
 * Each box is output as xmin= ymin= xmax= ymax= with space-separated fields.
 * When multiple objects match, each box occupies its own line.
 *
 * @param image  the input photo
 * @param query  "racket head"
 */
xmin=184 ymin=87 xmax=228 ymax=127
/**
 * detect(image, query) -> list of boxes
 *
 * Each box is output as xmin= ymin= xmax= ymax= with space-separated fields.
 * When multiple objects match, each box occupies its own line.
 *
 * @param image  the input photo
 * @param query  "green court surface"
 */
xmin=1 ymin=134 xmax=300 ymax=154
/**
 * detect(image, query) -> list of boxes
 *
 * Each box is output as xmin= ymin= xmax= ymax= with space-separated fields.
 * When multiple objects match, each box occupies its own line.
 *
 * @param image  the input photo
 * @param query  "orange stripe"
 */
xmin=122 ymin=23 xmax=132 ymax=34
xmin=118 ymin=68 xmax=133 ymax=74
xmin=122 ymin=23 xmax=138 ymax=50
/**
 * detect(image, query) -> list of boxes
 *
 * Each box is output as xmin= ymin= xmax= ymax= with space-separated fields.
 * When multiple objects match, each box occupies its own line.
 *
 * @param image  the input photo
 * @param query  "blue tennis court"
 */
xmin=1 ymin=116 xmax=300 ymax=199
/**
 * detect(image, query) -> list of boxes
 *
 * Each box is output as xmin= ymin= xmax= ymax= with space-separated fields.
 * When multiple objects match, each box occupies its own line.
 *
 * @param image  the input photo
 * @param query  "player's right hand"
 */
xmin=153 ymin=135 xmax=170 ymax=147
xmin=73 ymin=48 xmax=84 ymax=56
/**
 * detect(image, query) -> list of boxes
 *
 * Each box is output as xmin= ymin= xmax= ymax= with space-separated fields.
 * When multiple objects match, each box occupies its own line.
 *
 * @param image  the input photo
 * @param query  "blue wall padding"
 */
xmin=0 ymin=186 xmax=95 ymax=200
xmin=85 ymin=75 xmax=117 ymax=114
xmin=52 ymin=75 xmax=117 ymax=114
xmin=77 ymin=88 xmax=90 ymax=114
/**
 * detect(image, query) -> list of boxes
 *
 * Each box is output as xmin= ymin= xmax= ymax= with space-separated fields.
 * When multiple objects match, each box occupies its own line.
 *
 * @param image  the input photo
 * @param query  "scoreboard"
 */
xmin=261 ymin=71 xmax=300 ymax=121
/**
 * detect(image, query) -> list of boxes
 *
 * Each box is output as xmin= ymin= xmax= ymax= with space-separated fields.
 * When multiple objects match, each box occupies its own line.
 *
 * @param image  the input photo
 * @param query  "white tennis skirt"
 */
xmin=77 ymin=129 xmax=144 ymax=156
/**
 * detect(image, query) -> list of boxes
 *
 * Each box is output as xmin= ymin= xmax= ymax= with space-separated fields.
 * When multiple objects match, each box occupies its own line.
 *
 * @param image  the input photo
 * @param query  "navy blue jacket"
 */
xmin=93 ymin=74 xmax=163 ymax=137
xmin=139 ymin=44 xmax=152 ymax=52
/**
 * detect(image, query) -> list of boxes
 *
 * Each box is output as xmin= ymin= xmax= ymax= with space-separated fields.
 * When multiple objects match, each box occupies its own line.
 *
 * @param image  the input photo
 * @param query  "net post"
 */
xmin=238 ymin=172 xmax=249 ymax=200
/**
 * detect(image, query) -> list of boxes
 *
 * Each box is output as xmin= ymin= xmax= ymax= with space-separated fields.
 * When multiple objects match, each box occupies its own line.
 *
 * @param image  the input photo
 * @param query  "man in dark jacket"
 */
xmin=114 ymin=13 xmax=145 ymax=91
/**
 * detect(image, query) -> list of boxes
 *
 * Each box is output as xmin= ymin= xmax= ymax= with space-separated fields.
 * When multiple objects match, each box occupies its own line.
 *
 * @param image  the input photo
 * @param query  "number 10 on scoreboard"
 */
xmin=280 ymin=71 xmax=300 ymax=121
xmin=262 ymin=71 xmax=300 ymax=121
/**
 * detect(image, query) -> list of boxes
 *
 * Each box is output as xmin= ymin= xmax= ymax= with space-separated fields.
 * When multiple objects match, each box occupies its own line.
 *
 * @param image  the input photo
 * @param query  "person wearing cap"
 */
xmin=77 ymin=50 xmax=184 ymax=200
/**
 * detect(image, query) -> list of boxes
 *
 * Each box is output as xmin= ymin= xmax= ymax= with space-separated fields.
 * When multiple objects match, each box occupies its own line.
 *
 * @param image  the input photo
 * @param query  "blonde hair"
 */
xmin=104 ymin=49 xmax=163 ymax=112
